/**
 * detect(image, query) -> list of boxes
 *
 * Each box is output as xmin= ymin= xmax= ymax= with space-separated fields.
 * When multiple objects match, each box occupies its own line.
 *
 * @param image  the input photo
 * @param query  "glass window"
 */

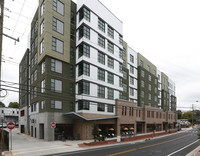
xmin=141 ymin=80 xmax=145 ymax=88
xmin=130 ymin=65 xmax=134 ymax=74
xmin=41 ymin=100 xmax=45 ymax=109
xmin=78 ymin=101 xmax=90 ymax=110
xmin=140 ymin=60 xmax=143 ymax=67
xmin=78 ymin=81 xmax=90 ymax=95
xmin=53 ymin=0 xmax=64 ymax=15
xmin=141 ymin=70 xmax=145 ymax=77
xmin=41 ymin=79 xmax=45 ymax=93
xmin=79 ymin=43 xmax=90 ymax=58
xmin=98 ymin=35 xmax=105 ymax=48
xmin=149 ymin=94 xmax=152 ymax=100
xmin=51 ymin=58 xmax=62 ymax=73
xmin=78 ymin=62 xmax=90 ymax=76
xmin=149 ymin=75 xmax=152 ymax=81
xmin=71 ymin=11 xmax=75 ymax=24
xmin=130 ymin=76 xmax=134 ymax=85
xmin=52 ymin=17 xmax=64 ymax=34
xmin=98 ymin=103 xmax=105 ymax=112
xmin=51 ymin=100 xmax=62 ymax=109
xmin=141 ymin=91 xmax=144 ymax=98
xmin=107 ymin=104 xmax=114 ymax=113
xmin=107 ymin=88 xmax=114 ymax=100
xmin=98 ymin=18 xmax=105 ymax=32
xmin=98 ymin=85 xmax=105 ymax=98
xmin=79 ymin=25 xmax=90 ymax=40
xmin=51 ymin=79 xmax=62 ymax=93
xmin=40 ymin=39 xmax=44 ymax=54
xmin=119 ymin=34 xmax=123 ymax=45
xmin=79 ymin=7 xmax=90 ymax=22
xmin=107 ymin=72 xmax=114 ymax=84
xmin=70 ymin=47 xmax=74 ymax=59
xmin=149 ymin=84 xmax=152 ymax=91
xmin=123 ymin=83 xmax=127 ymax=92
xmin=40 ymin=20 xmax=44 ymax=35
xmin=130 ymin=54 xmax=134 ymax=63
xmin=119 ymin=77 xmax=122 ymax=87
xmin=107 ymin=41 xmax=114 ymax=53
xmin=98 ymin=52 xmax=105 ymax=65
xmin=41 ymin=61 xmax=45 ymax=74
xmin=123 ymin=71 xmax=127 ymax=80
xmin=130 ymin=87 xmax=134 ymax=96
xmin=52 ymin=37 xmax=63 ymax=53
xmin=119 ymin=49 xmax=123 ymax=59
xmin=70 ymin=28 xmax=75 ymax=40
xmin=108 ymin=25 xmax=114 ymax=39
xmin=40 ymin=0 xmax=45 ymax=16
xmin=119 ymin=63 xmax=122 ymax=73
xmin=98 ymin=68 xmax=105 ymax=81
xmin=107 ymin=57 xmax=114 ymax=69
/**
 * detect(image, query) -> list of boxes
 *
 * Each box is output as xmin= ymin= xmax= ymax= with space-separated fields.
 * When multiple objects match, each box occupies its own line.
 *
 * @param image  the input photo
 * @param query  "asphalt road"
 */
xmin=49 ymin=128 xmax=200 ymax=156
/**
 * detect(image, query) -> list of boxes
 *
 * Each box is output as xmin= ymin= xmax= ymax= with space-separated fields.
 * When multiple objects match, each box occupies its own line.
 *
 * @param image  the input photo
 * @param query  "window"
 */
xmin=40 ymin=20 xmax=44 ymax=35
xmin=123 ymin=71 xmax=127 ymax=80
xmin=98 ymin=18 xmax=105 ymax=32
xmin=149 ymin=75 xmax=152 ymax=81
xmin=71 ymin=11 xmax=75 ymax=24
xmin=119 ymin=63 xmax=122 ymax=73
xmin=70 ymin=65 xmax=74 ymax=77
xmin=79 ymin=7 xmax=90 ymax=22
xmin=31 ymin=42 xmax=34 ymax=53
xmin=155 ymin=79 xmax=157 ymax=85
xmin=98 ymin=85 xmax=105 ymax=98
xmin=141 ymin=91 xmax=144 ymax=98
xmin=52 ymin=17 xmax=64 ymax=34
xmin=107 ymin=41 xmax=114 ymax=53
xmin=147 ymin=65 xmax=151 ymax=72
xmin=107 ymin=88 xmax=114 ymax=100
xmin=79 ymin=25 xmax=90 ymax=40
xmin=78 ymin=81 xmax=90 ymax=95
xmin=107 ymin=104 xmax=114 ymax=113
xmin=98 ymin=35 xmax=105 ymax=48
xmin=130 ymin=87 xmax=134 ymax=96
xmin=119 ymin=49 xmax=123 ymax=59
xmin=140 ymin=60 xmax=143 ymax=67
xmin=78 ymin=62 xmax=90 ymax=76
xmin=40 ymin=39 xmax=44 ymax=54
xmin=52 ymin=37 xmax=63 ymax=53
xmin=130 ymin=54 xmax=134 ymax=63
xmin=155 ymin=96 xmax=157 ymax=102
xmin=123 ymin=83 xmax=127 ymax=92
xmin=41 ymin=61 xmax=45 ymax=74
xmin=70 ymin=47 xmax=74 ymax=59
xmin=51 ymin=58 xmax=62 ymax=73
xmin=141 ymin=70 xmax=145 ymax=77
xmin=40 ymin=0 xmax=45 ymax=16
xmin=107 ymin=57 xmax=114 ymax=69
xmin=98 ymin=68 xmax=105 ymax=81
xmin=98 ymin=103 xmax=105 ymax=112
xmin=34 ymin=20 xmax=38 ymax=33
xmin=119 ymin=34 xmax=123 ymax=45
xmin=149 ymin=84 xmax=151 ymax=91
xmin=33 ymin=70 xmax=37 ymax=81
xmin=98 ymin=52 xmax=105 ymax=65
xmin=78 ymin=101 xmax=90 ymax=110
xmin=51 ymin=100 xmax=62 ymax=109
xmin=149 ymin=94 xmax=152 ymax=100
xmin=41 ymin=79 xmax=45 ymax=93
xmin=130 ymin=65 xmax=134 ymax=74
xmin=20 ymin=110 xmax=25 ymax=117
xmin=107 ymin=26 xmax=114 ymax=39
xmin=79 ymin=43 xmax=90 ymax=58
xmin=51 ymin=79 xmax=62 ymax=93
xmin=69 ymin=83 xmax=74 ymax=94
xmin=41 ymin=100 xmax=45 ymax=109
xmin=70 ymin=28 xmax=75 ymax=40
xmin=119 ymin=77 xmax=122 ymax=87
xmin=107 ymin=72 xmax=114 ymax=84
xmin=130 ymin=76 xmax=134 ymax=85
xmin=53 ymin=0 xmax=64 ymax=15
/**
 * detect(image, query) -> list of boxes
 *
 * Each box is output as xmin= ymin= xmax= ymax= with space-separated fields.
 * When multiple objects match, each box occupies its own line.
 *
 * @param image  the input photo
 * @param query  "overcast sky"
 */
xmin=1 ymin=0 xmax=200 ymax=110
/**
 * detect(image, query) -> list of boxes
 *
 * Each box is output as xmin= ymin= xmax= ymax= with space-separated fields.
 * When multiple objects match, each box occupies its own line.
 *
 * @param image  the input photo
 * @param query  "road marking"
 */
xmin=167 ymin=139 xmax=199 ymax=156
xmin=107 ymin=134 xmax=191 ymax=156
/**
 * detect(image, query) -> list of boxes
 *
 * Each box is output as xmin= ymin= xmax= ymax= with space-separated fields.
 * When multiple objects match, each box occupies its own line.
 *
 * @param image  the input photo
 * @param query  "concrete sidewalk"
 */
xmin=1 ymin=128 xmax=194 ymax=156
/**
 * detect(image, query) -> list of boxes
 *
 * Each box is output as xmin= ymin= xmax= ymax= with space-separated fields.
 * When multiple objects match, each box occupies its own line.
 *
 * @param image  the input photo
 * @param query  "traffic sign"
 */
xmin=51 ymin=122 xmax=56 ymax=128
xmin=7 ymin=122 xmax=15 ymax=130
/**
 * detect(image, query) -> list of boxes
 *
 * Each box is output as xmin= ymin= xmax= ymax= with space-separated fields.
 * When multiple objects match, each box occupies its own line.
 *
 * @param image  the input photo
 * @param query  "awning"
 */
xmin=63 ymin=112 xmax=120 ymax=121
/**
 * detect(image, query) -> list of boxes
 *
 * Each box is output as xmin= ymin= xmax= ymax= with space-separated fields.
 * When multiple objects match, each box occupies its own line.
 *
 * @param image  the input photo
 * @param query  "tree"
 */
xmin=177 ymin=110 xmax=182 ymax=119
xmin=0 ymin=102 xmax=5 ymax=108
xmin=92 ymin=123 xmax=98 ymax=142
xmin=8 ymin=102 xmax=19 ymax=108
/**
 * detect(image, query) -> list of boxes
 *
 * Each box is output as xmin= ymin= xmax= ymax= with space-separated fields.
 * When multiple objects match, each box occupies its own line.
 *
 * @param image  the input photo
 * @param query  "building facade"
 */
xmin=19 ymin=0 xmax=177 ymax=141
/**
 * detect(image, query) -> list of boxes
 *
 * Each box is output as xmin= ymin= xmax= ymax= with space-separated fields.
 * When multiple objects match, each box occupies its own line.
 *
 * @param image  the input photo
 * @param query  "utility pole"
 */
xmin=0 ymin=0 xmax=4 ymax=87
xmin=192 ymin=104 xmax=194 ymax=128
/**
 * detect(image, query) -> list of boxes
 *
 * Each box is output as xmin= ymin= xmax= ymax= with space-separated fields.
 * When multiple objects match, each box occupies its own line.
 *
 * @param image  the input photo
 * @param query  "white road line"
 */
xmin=167 ymin=139 xmax=199 ymax=156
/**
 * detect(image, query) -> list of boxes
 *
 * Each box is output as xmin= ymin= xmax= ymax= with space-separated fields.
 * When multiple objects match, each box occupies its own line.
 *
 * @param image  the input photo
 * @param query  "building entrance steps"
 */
xmin=1 ymin=127 xmax=192 ymax=156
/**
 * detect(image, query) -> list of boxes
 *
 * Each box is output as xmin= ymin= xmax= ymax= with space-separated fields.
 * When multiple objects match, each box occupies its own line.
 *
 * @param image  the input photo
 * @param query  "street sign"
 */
xmin=7 ymin=122 xmax=15 ymax=130
xmin=51 ymin=122 xmax=56 ymax=128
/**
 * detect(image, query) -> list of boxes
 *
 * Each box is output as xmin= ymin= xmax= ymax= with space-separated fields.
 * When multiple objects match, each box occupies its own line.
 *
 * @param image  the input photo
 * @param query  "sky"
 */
xmin=1 ymin=0 xmax=200 ymax=110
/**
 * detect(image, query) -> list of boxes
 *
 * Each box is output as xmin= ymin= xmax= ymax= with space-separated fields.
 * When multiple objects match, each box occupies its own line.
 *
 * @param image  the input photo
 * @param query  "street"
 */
xmin=50 ymin=128 xmax=200 ymax=156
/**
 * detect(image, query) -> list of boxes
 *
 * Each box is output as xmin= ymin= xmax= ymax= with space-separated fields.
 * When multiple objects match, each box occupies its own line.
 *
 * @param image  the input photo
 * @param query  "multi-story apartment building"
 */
xmin=19 ymin=0 xmax=177 ymax=141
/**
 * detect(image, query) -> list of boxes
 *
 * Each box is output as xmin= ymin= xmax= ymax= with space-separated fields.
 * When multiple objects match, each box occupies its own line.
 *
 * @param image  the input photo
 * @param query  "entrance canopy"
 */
xmin=63 ymin=112 xmax=119 ymax=121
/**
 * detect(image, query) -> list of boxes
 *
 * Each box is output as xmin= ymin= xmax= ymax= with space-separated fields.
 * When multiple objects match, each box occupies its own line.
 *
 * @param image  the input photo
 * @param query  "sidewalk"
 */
xmin=1 ymin=128 xmax=192 ymax=156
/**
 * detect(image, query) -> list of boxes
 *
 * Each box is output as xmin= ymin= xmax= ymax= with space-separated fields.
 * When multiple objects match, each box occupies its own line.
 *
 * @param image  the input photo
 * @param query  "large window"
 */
xmin=40 ymin=39 xmax=44 ymax=54
xmin=52 ymin=37 xmax=63 ymax=53
xmin=52 ymin=17 xmax=64 ymax=34
xmin=119 ymin=49 xmax=123 ymax=59
xmin=98 ymin=103 xmax=105 ymax=112
xmin=98 ymin=35 xmax=105 ymax=48
xmin=98 ymin=52 xmax=105 ymax=65
xmin=51 ymin=79 xmax=62 ymax=93
xmin=41 ymin=79 xmax=45 ymax=93
xmin=130 ymin=87 xmax=134 ymax=96
xmin=40 ymin=0 xmax=45 ymax=16
xmin=107 ymin=104 xmax=114 ymax=113
xmin=40 ymin=20 xmax=44 ymax=35
xmin=78 ymin=81 xmax=90 ymax=95
xmin=51 ymin=100 xmax=62 ymax=109
xmin=98 ymin=68 xmax=105 ymax=81
xmin=78 ymin=62 xmax=90 ymax=76
xmin=107 ymin=72 xmax=114 ymax=84
xmin=41 ymin=61 xmax=45 ymax=74
xmin=79 ymin=7 xmax=90 ymax=22
xmin=119 ymin=63 xmax=122 ymax=73
xmin=107 ymin=88 xmax=114 ymax=100
xmin=107 ymin=41 xmax=114 ymax=53
xmin=78 ymin=101 xmax=90 ymax=110
xmin=107 ymin=57 xmax=114 ymax=69
xmin=78 ymin=43 xmax=90 ymax=58
xmin=51 ymin=58 xmax=62 ymax=73
xmin=141 ymin=80 xmax=145 ymax=88
xmin=79 ymin=25 xmax=90 ymax=40
xmin=98 ymin=18 xmax=105 ymax=32
xmin=130 ymin=65 xmax=134 ymax=74
xmin=130 ymin=54 xmax=134 ymax=63
xmin=98 ymin=85 xmax=105 ymax=98
xmin=53 ymin=0 xmax=64 ymax=15
xmin=130 ymin=76 xmax=134 ymax=85
xmin=107 ymin=26 xmax=114 ymax=39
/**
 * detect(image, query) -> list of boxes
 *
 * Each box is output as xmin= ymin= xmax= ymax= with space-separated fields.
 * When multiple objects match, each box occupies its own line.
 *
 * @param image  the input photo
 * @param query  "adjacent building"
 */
xmin=19 ymin=0 xmax=177 ymax=141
